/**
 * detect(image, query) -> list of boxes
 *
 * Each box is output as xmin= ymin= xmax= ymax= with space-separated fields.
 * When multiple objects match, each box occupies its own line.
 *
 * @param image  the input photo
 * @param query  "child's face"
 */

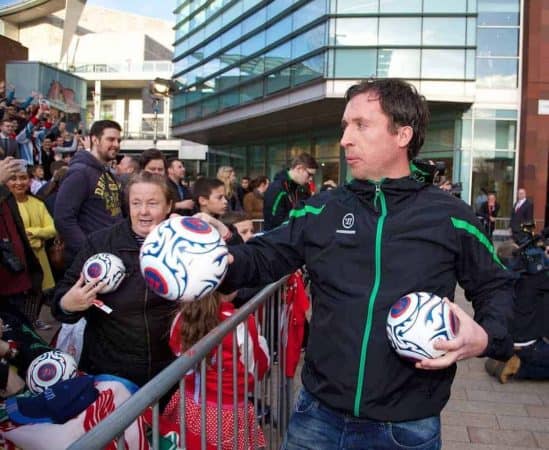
xmin=200 ymin=186 xmax=228 ymax=216
xmin=235 ymin=220 xmax=254 ymax=242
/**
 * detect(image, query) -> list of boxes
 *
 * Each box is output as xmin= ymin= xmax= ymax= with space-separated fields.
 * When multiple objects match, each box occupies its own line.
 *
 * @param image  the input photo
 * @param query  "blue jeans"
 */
xmin=282 ymin=388 xmax=441 ymax=450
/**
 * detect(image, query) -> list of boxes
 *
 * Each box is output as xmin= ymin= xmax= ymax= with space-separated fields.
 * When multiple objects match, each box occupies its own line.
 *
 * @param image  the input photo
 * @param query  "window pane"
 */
xmin=240 ymin=80 xmax=264 ymax=103
xmin=293 ymin=0 xmax=327 ymax=31
xmin=379 ymin=18 xmax=421 ymax=45
xmin=292 ymin=24 xmax=325 ymax=58
xmin=476 ymin=58 xmax=518 ymax=88
xmin=473 ymin=119 xmax=516 ymax=150
xmin=478 ymin=0 xmax=519 ymax=26
xmin=220 ymin=89 xmax=240 ymax=109
xmin=335 ymin=18 xmax=378 ymax=46
xmin=334 ymin=49 xmax=377 ymax=78
xmin=242 ymin=31 xmax=266 ymax=57
xmin=337 ymin=0 xmax=378 ymax=14
xmin=471 ymin=150 xmax=515 ymax=216
xmin=423 ymin=0 xmax=467 ymax=12
xmin=378 ymin=49 xmax=420 ymax=78
xmin=477 ymin=28 xmax=519 ymax=57
xmin=266 ymin=15 xmax=292 ymax=46
xmin=379 ymin=0 xmax=421 ymax=13
xmin=267 ymin=0 xmax=293 ymax=19
xmin=422 ymin=50 xmax=465 ymax=79
xmin=265 ymin=42 xmax=291 ymax=71
xmin=423 ymin=18 xmax=466 ymax=46
xmin=266 ymin=67 xmax=291 ymax=94
xmin=240 ymin=56 xmax=265 ymax=80
xmin=466 ymin=49 xmax=475 ymax=79
xmin=293 ymin=53 xmax=325 ymax=86
xmin=202 ymin=96 xmax=219 ymax=116
xmin=242 ymin=8 xmax=267 ymax=35
xmin=467 ymin=17 xmax=476 ymax=46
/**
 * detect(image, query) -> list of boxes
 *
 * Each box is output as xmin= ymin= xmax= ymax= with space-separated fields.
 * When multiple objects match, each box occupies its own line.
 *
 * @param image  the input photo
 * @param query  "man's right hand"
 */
xmin=0 ymin=157 xmax=21 ymax=185
xmin=60 ymin=274 xmax=106 ymax=312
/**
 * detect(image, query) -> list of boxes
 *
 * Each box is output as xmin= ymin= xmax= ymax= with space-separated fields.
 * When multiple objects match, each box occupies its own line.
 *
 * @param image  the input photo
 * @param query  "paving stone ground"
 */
xmin=442 ymin=288 xmax=549 ymax=449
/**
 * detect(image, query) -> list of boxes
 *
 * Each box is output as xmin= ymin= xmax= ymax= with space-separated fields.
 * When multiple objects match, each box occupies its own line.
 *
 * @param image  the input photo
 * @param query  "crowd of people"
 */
xmin=0 ymin=76 xmax=547 ymax=450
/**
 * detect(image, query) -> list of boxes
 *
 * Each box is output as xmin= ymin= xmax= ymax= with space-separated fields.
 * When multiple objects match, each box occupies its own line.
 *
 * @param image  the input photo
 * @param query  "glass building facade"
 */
xmin=172 ymin=0 xmax=521 ymax=214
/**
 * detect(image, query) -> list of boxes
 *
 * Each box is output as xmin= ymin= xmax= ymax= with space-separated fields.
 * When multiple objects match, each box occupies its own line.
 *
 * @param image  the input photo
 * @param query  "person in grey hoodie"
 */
xmin=54 ymin=120 xmax=123 ymax=268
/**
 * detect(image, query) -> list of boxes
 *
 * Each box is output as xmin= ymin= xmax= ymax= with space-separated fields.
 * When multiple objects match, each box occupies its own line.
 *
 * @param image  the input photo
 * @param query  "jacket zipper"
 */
xmin=144 ymin=287 xmax=152 ymax=380
xmin=353 ymin=181 xmax=388 ymax=417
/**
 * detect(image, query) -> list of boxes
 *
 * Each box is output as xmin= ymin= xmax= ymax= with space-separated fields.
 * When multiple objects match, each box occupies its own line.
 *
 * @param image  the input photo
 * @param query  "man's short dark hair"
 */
xmin=139 ymin=148 xmax=167 ymax=171
xmin=345 ymin=78 xmax=430 ymax=160
xmin=89 ymin=120 xmax=122 ymax=140
xmin=290 ymin=152 xmax=318 ymax=170
xmin=167 ymin=157 xmax=184 ymax=169
xmin=193 ymin=177 xmax=224 ymax=203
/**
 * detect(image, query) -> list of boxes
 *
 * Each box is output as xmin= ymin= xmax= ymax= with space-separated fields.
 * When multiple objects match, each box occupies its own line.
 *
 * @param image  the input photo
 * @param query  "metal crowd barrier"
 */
xmin=69 ymin=275 xmax=293 ymax=450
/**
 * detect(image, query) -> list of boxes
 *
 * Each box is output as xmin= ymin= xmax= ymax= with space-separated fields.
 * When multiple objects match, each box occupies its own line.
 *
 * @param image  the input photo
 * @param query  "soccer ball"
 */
xmin=82 ymin=253 xmax=126 ymax=294
xmin=26 ymin=350 xmax=78 ymax=394
xmin=140 ymin=216 xmax=229 ymax=302
xmin=386 ymin=292 xmax=457 ymax=361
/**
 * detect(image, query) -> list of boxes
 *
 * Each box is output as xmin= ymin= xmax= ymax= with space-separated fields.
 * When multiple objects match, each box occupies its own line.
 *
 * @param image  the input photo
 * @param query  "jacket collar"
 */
xmin=346 ymin=176 xmax=429 ymax=210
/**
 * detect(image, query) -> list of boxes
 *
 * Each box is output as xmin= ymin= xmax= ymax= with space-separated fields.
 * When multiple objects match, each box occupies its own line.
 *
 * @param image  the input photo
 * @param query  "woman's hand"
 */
xmin=60 ymin=274 xmax=105 ymax=313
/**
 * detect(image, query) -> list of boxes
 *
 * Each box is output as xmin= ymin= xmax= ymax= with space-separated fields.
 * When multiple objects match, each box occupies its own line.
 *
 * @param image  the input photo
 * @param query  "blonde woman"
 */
xmin=216 ymin=166 xmax=242 ymax=212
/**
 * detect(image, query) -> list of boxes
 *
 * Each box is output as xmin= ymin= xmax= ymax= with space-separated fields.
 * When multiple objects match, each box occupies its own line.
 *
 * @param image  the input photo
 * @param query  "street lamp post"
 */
xmin=149 ymin=78 xmax=177 ymax=148
xmin=152 ymin=98 xmax=160 ymax=146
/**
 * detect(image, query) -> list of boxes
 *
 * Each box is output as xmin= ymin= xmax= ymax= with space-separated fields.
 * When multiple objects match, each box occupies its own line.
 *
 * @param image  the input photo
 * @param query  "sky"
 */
xmin=87 ymin=0 xmax=176 ymax=22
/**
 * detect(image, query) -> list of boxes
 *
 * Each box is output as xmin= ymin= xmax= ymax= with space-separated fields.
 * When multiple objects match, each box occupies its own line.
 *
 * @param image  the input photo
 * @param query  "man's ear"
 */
xmin=397 ymin=125 xmax=413 ymax=149
xmin=91 ymin=135 xmax=99 ymax=149
xmin=198 ymin=195 xmax=207 ymax=207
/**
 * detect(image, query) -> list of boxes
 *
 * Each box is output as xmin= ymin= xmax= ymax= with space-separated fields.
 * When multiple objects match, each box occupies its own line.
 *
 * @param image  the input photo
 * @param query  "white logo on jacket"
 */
xmin=337 ymin=213 xmax=356 ymax=234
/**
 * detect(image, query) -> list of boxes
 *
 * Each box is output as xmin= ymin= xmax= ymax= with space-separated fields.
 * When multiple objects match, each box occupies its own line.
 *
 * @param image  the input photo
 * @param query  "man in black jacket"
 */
xmin=510 ymin=188 xmax=534 ymax=243
xmin=263 ymin=153 xmax=317 ymax=230
xmin=218 ymin=79 xmax=514 ymax=450
xmin=54 ymin=120 xmax=123 ymax=268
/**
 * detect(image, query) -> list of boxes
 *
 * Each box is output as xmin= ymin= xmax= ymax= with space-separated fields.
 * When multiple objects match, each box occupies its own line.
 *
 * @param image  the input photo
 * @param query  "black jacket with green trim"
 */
xmin=262 ymin=169 xmax=310 ymax=231
xmin=222 ymin=176 xmax=514 ymax=422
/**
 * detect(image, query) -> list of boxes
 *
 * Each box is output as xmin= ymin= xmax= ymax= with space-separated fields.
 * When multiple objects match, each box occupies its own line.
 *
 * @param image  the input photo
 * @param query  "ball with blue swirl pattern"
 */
xmin=82 ymin=253 xmax=126 ymax=294
xmin=26 ymin=350 xmax=78 ymax=394
xmin=386 ymin=292 xmax=458 ymax=362
xmin=139 ymin=216 xmax=229 ymax=302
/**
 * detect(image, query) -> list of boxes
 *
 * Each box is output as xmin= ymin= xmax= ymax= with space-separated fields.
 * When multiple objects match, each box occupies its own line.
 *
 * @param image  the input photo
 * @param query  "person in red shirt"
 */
xmin=163 ymin=290 xmax=270 ymax=450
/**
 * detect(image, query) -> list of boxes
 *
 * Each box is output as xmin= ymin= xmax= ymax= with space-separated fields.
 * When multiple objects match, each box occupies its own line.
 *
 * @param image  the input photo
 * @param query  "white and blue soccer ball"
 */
xmin=386 ymin=292 xmax=457 ymax=361
xmin=139 ymin=216 xmax=229 ymax=302
xmin=82 ymin=253 xmax=126 ymax=294
xmin=26 ymin=350 xmax=78 ymax=394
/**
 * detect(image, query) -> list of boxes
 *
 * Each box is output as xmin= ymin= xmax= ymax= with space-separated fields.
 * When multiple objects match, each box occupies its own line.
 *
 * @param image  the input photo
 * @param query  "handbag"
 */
xmin=47 ymin=235 xmax=65 ymax=272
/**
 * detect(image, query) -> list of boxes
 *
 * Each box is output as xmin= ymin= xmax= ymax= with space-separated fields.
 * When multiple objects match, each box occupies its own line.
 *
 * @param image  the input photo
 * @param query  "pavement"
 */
xmin=442 ymin=288 xmax=549 ymax=449
xmin=35 ymin=288 xmax=549 ymax=449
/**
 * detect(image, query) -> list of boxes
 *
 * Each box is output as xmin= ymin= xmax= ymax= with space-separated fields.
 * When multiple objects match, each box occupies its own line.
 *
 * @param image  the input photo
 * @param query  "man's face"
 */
xmin=6 ymin=106 xmax=15 ymax=118
xmin=168 ymin=161 xmax=185 ymax=181
xmin=518 ymin=189 xmax=526 ymax=200
xmin=340 ymin=92 xmax=407 ymax=181
xmin=241 ymin=178 xmax=250 ymax=190
xmin=199 ymin=186 xmax=228 ymax=216
xmin=1 ymin=121 xmax=14 ymax=135
xmin=144 ymin=159 xmax=165 ymax=176
xmin=235 ymin=220 xmax=254 ymax=242
xmin=92 ymin=128 xmax=121 ymax=163
xmin=488 ymin=193 xmax=496 ymax=203
xmin=117 ymin=156 xmax=135 ymax=175
xmin=42 ymin=138 xmax=52 ymax=150
xmin=294 ymin=165 xmax=316 ymax=186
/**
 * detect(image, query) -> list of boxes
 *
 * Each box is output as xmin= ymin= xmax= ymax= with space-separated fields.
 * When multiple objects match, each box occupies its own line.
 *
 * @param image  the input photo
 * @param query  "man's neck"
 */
xmin=0 ymin=132 xmax=9 ymax=139
xmin=168 ymin=175 xmax=180 ymax=185
xmin=91 ymin=149 xmax=108 ymax=165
